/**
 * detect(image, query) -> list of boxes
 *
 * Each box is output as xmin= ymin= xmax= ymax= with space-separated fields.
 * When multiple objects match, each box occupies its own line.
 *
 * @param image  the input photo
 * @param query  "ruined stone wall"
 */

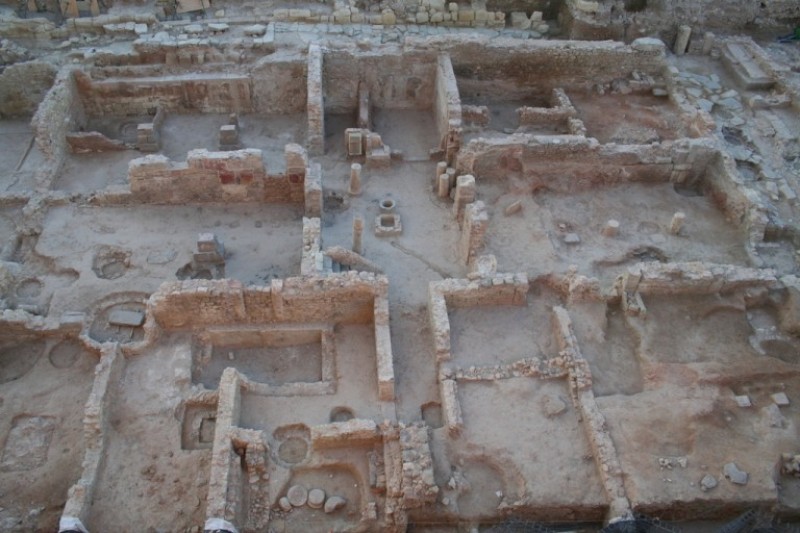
xmin=31 ymin=67 xmax=86 ymax=172
xmin=149 ymin=273 xmax=385 ymax=330
xmin=620 ymin=262 xmax=780 ymax=296
xmin=459 ymin=136 xmax=677 ymax=192
xmin=564 ymin=0 xmax=800 ymax=43
xmin=251 ymin=56 xmax=307 ymax=114
xmin=323 ymin=50 xmax=437 ymax=113
xmin=448 ymin=39 xmax=665 ymax=100
xmin=306 ymin=45 xmax=325 ymax=156
xmin=0 ymin=61 xmax=57 ymax=118
xmin=74 ymin=70 xmax=253 ymax=116
xmin=486 ymin=0 xmax=564 ymax=18
xmin=702 ymin=148 xmax=768 ymax=243
xmin=128 ymin=149 xmax=304 ymax=204
xmin=433 ymin=53 xmax=461 ymax=153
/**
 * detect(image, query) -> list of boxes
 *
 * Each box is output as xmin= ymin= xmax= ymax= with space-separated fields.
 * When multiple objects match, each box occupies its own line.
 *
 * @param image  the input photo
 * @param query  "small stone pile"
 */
xmin=674 ymin=69 xmax=744 ymax=116
xmin=781 ymin=453 xmax=800 ymax=478
xmin=278 ymin=485 xmax=347 ymax=514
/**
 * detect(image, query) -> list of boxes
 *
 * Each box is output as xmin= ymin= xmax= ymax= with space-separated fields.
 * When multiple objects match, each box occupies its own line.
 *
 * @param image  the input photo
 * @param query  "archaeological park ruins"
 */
xmin=2 ymin=0 xmax=800 ymax=531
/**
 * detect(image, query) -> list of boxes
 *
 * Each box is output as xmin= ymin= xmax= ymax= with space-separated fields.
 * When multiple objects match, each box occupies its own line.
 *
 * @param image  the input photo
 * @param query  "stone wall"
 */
xmin=74 ymin=70 xmax=254 ymax=116
xmin=128 ymin=148 xmax=305 ymax=204
xmin=31 ymin=67 xmax=86 ymax=179
xmin=306 ymin=44 xmax=325 ymax=156
xmin=563 ymin=0 xmax=800 ymax=43
xmin=449 ymin=38 xmax=665 ymax=101
xmin=61 ymin=345 xmax=123 ymax=533
xmin=251 ymin=55 xmax=307 ymax=114
xmin=323 ymin=49 xmax=437 ymax=113
xmin=0 ymin=61 xmax=57 ymax=118
xmin=457 ymin=135 xmax=678 ymax=191
xmin=150 ymin=273 xmax=387 ymax=330
xmin=619 ymin=262 xmax=780 ymax=296
xmin=433 ymin=53 xmax=462 ymax=157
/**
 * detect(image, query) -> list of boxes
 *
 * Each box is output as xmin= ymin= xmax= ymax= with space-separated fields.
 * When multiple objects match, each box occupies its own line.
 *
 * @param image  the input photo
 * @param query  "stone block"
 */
xmin=510 ymin=12 xmax=530 ymax=30
xmin=108 ymin=309 xmax=145 ymax=327
xmin=311 ymin=419 xmax=380 ymax=449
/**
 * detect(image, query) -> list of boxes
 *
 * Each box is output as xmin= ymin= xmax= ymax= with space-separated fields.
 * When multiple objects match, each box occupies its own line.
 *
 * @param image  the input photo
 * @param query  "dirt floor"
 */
xmin=0 ymin=335 xmax=97 ymax=531
xmin=568 ymin=92 xmax=688 ymax=144
xmin=34 ymin=203 xmax=302 ymax=315
xmin=479 ymin=181 xmax=749 ymax=282
xmin=87 ymin=338 xmax=211 ymax=531
xmin=0 ymin=119 xmax=44 ymax=193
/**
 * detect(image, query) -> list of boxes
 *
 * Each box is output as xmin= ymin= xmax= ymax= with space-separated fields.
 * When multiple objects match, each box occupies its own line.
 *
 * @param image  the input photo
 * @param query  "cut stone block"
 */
xmin=108 ymin=309 xmax=145 ymax=327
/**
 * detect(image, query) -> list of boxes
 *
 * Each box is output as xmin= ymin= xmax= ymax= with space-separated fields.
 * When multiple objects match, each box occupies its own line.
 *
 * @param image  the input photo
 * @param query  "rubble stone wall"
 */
xmin=128 ymin=148 xmax=305 ymax=204
xmin=31 ymin=67 xmax=86 ymax=176
xmin=323 ymin=50 xmax=437 ymax=113
xmin=450 ymin=39 xmax=665 ymax=100
xmin=74 ymin=70 xmax=254 ymax=116
xmin=0 ymin=61 xmax=57 ymax=118
xmin=150 ymin=273 xmax=386 ymax=330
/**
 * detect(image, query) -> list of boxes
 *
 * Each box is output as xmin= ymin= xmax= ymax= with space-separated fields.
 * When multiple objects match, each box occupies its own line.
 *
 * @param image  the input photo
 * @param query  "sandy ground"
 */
xmin=479 ymin=181 xmax=749 ymax=283
xmin=0 ymin=336 xmax=97 ymax=532
xmin=87 ymin=338 xmax=211 ymax=531
xmin=35 ymin=203 xmax=302 ymax=315
xmin=0 ymin=119 xmax=44 ymax=193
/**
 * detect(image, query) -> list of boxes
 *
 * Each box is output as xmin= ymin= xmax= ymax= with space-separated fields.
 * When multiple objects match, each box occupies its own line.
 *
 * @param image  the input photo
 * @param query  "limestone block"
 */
xmin=474 ymin=10 xmax=490 ymax=22
xmin=510 ymin=12 xmax=530 ymax=30
xmin=381 ymin=9 xmax=397 ymax=24
xmin=632 ymin=37 xmax=665 ymax=54
xmin=457 ymin=9 xmax=474 ymax=22
xmin=574 ymin=0 xmax=599 ymax=13
xmin=311 ymin=419 xmax=379 ymax=449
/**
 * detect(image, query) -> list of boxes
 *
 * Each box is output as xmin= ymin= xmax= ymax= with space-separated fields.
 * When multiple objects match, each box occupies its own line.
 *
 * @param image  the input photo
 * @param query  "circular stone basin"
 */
xmin=278 ymin=437 xmax=309 ymax=465
xmin=48 ymin=339 xmax=87 ymax=369
xmin=0 ymin=340 xmax=45 ymax=384
xmin=379 ymin=198 xmax=396 ymax=213
xmin=92 ymin=248 xmax=131 ymax=280
xmin=89 ymin=300 xmax=147 ymax=344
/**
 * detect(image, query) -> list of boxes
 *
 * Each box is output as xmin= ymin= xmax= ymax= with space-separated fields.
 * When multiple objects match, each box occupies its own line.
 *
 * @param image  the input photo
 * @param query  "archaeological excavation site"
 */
xmin=3 ymin=0 xmax=800 ymax=531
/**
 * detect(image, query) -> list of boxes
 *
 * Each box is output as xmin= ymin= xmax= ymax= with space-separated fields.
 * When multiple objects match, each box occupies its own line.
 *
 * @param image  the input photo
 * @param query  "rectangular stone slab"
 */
xmin=108 ymin=309 xmax=145 ymax=327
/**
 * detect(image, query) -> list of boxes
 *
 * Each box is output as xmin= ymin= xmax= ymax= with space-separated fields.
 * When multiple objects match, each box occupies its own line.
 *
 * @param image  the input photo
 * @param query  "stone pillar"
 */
xmin=435 ymin=161 xmax=447 ymax=191
xmin=349 ymin=163 xmax=362 ymax=196
xmin=670 ymin=212 xmax=685 ymax=235
xmin=218 ymin=124 xmax=240 ymax=151
xmin=674 ymin=25 xmax=691 ymax=56
xmin=453 ymin=174 xmax=476 ymax=225
xmin=446 ymin=167 xmax=456 ymax=188
xmin=702 ymin=32 xmax=715 ymax=55
xmin=352 ymin=216 xmax=364 ymax=254
xmin=437 ymin=174 xmax=450 ymax=199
